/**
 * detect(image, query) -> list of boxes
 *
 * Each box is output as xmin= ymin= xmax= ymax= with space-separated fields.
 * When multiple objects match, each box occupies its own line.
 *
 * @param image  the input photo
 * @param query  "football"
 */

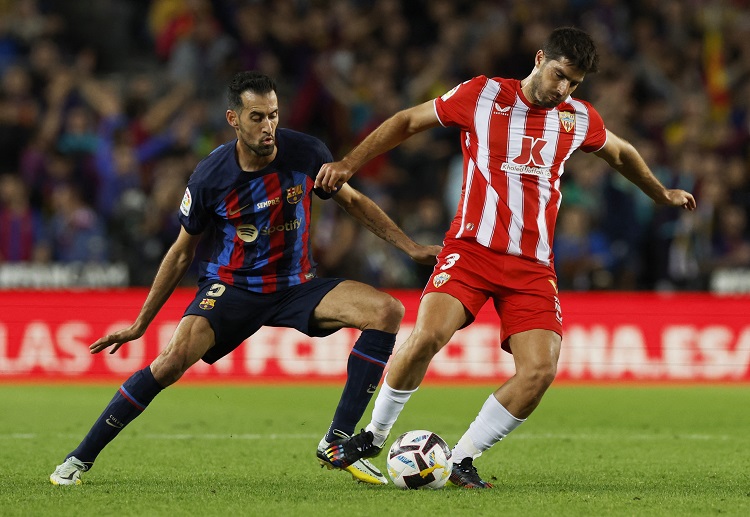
xmin=386 ymin=430 xmax=453 ymax=489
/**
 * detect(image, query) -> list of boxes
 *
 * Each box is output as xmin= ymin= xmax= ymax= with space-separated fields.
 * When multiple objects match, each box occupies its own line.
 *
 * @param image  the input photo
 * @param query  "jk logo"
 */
xmin=513 ymin=136 xmax=547 ymax=167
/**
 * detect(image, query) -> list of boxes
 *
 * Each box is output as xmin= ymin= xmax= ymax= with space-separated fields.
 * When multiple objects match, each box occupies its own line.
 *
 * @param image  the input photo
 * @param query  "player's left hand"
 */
xmin=90 ymin=325 xmax=144 ymax=355
xmin=316 ymin=160 xmax=354 ymax=193
xmin=663 ymin=189 xmax=697 ymax=211
xmin=409 ymin=244 xmax=443 ymax=265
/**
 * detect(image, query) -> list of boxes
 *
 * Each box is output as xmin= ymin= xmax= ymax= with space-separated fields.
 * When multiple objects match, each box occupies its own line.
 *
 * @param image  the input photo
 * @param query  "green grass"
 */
xmin=1 ymin=383 xmax=749 ymax=516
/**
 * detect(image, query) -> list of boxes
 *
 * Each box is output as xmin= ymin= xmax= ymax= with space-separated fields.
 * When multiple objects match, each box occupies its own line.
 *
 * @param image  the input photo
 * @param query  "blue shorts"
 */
xmin=184 ymin=277 xmax=345 ymax=364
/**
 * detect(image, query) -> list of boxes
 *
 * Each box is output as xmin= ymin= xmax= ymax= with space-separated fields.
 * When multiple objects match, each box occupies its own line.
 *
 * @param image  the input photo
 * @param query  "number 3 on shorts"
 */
xmin=440 ymin=253 xmax=461 ymax=270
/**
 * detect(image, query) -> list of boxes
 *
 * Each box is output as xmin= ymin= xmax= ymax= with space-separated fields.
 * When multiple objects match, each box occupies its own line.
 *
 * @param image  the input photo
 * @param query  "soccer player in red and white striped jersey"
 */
xmin=318 ymin=27 xmax=696 ymax=488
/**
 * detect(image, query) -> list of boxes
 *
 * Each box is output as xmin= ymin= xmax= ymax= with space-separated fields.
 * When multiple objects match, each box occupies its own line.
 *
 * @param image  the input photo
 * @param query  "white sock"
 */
xmin=451 ymin=394 xmax=525 ymax=462
xmin=365 ymin=374 xmax=417 ymax=447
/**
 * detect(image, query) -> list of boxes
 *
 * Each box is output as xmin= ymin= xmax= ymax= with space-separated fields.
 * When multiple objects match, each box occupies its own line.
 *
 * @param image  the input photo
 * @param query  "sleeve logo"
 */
xmin=180 ymin=187 xmax=192 ymax=216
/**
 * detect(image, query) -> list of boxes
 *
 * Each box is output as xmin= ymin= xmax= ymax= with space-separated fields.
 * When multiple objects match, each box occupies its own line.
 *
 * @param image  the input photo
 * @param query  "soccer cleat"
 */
xmin=50 ymin=456 xmax=89 ymax=486
xmin=448 ymin=457 xmax=494 ymax=488
xmin=317 ymin=431 xmax=387 ymax=485
xmin=323 ymin=429 xmax=383 ymax=470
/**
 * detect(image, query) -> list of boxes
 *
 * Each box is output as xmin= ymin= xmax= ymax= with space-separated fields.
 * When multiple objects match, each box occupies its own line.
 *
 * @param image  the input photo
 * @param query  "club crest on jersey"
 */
xmin=433 ymin=272 xmax=451 ymax=288
xmin=559 ymin=111 xmax=575 ymax=132
xmin=286 ymin=184 xmax=303 ymax=204
xmin=199 ymin=298 xmax=216 ymax=310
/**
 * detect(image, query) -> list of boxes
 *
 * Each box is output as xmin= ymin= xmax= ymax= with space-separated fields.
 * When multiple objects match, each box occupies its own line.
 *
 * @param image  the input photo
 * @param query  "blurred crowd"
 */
xmin=0 ymin=0 xmax=749 ymax=291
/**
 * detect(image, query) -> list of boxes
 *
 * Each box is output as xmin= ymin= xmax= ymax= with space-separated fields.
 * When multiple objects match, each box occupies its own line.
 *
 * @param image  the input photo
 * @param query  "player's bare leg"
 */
xmin=450 ymin=329 xmax=561 ymax=488
xmin=150 ymin=315 xmax=216 ymax=386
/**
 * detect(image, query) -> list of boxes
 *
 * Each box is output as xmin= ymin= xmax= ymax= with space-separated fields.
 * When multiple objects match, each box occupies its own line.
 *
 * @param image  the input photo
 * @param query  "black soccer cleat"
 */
xmin=323 ymin=428 xmax=383 ymax=469
xmin=448 ymin=457 xmax=494 ymax=488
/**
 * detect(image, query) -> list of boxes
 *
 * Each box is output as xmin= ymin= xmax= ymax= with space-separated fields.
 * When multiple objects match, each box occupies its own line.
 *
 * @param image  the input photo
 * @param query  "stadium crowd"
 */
xmin=0 ymin=0 xmax=749 ymax=291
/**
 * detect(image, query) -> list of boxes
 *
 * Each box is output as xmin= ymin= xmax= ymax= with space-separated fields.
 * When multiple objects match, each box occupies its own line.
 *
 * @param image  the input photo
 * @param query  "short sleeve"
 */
xmin=434 ymin=76 xmax=487 ymax=131
xmin=579 ymin=103 xmax=607 ymax=153
xmin=178 ymin=181 xmax=209 ymax=235
xmin=311 ymin=137 xmax=335 ymax=200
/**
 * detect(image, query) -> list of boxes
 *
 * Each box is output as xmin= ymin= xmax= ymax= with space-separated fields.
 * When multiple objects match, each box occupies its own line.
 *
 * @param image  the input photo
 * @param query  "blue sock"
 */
xmin=325 ymin=329 xmax=395 ymax=442
xmin=68 ymin=366 xmax=163 ymax=467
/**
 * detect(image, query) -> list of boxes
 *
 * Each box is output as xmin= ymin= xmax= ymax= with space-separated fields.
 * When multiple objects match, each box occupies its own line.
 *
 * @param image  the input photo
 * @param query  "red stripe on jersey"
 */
xmin=296 ymin=177 xmax=314 ymax=284
xmin=435 ymin=76 xmax=607 ymax=265
xmin=260 ymin=174 xmax=283 ymax=293
xmin=217 ymin=190 xmax=244 ymax=285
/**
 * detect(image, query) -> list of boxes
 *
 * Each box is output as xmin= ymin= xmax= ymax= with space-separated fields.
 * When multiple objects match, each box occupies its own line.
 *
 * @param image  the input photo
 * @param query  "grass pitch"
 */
xmin=1 ymin=383 xmax=748 ymax=516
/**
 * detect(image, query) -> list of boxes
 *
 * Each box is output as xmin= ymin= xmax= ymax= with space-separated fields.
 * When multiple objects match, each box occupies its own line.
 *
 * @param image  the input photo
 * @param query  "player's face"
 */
xmin=527 ymin=54 xmax=585 ymax=108
xmin=233 ymin=90 xmax=279 ymax=157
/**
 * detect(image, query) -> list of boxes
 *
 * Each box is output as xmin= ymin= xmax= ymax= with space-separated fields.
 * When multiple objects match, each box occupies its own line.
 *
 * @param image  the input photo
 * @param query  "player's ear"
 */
xmin=535 ymin=50 xmax=545 ymax=67
xmin=226 ymin=109 xmax=239 ymax=129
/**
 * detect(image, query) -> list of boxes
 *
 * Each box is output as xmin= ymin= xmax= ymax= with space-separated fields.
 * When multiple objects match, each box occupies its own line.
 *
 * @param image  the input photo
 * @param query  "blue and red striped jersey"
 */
xmin=178 ymin=128 xmax=333 ymax=292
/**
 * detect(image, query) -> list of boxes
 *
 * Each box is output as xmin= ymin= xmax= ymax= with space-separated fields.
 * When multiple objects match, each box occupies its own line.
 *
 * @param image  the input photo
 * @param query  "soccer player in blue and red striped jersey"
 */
xmin=50 ymin=71 xmax=441 ymax=487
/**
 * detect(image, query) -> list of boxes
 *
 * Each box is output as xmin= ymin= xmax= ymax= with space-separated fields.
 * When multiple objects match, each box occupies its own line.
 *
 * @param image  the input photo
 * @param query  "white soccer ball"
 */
xmin=386 ymin=430 xmax=453 ymax=489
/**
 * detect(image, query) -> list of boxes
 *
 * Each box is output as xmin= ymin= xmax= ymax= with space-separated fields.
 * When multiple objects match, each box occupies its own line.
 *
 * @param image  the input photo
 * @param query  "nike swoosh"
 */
xmin=106 ymin=418 xmax=124 ymax=429
xmin=61 ymin=471 xmax=78 ymax=480
xmin=227 ymin=203 xmax=251 ymax=216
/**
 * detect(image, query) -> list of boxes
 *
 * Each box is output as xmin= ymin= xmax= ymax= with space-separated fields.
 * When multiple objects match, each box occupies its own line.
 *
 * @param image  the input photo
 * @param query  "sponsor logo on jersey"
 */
xmin=500 ymin=162 xmax=552 ymax=178
xmin=180 ymin=187 xmax=192 ymax=216
xmin=559 ymin=111 xmax=575 ymax=132
xmin=433 ymin=272 xmax=451 ymax=288
xmin=256 ymin=197 xmax=280 ymax=209
xmin=493 ymin=102 xmax=511 ymax=115
xmin=503 ymin=135 xmax=551 ymax=177
xmin=286 ymin=185 xmax=304 ymax=204
xmin=236 ymin=224 xmax=259 ymax=243
xmin=262 ymin=218 xmax=301 ymax=235
xmin=236 ymin=219 xmax=302 ymax=243
xmin=227 ymin=203 xmax=251 ymax=216
xmin=199 ymin=298 xmax=216 ymax=310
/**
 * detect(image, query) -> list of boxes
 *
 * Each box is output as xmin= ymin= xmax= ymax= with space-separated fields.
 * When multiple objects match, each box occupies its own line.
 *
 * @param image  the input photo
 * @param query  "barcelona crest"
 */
xmin=199 ymin=298 xmax=216 ymax=310
xmin=433 ymin=272 xmax=451 ymax=288
xmin=286 ymin=184 xmax=304 ymax=204
xmin=558 ymin=111 xmax=575 ymax=132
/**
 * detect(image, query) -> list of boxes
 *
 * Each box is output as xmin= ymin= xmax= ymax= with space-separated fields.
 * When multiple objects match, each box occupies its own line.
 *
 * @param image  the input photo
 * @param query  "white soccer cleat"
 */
xmin=317 ymin=432 xmax=388 ymax=485
xmin=50 ymin=456 xmax=88 ymax=486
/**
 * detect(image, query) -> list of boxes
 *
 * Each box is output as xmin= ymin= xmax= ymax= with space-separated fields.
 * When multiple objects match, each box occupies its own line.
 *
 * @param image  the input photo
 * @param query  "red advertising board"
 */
xmin=0 ymin=290 xmax=748 ymax=382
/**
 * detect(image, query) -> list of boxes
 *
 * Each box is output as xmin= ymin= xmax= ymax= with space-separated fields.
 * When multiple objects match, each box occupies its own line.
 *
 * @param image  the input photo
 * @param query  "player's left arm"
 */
xmin=331 ymin=183 xmax=442 ymax=265
xmin=594 ymin=130 xmax=696 ymax=210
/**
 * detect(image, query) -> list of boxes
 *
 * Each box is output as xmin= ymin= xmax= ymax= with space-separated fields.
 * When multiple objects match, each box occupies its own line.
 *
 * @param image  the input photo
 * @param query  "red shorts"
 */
xmin=423 ymin=238 xmax=562 ymax=351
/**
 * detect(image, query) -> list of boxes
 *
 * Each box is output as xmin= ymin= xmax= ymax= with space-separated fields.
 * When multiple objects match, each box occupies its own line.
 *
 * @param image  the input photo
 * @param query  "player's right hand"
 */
xmin=315 ymin=161 xmax=354 ymax=193
xmin=90 ymin=326 xmax=144 ymax=355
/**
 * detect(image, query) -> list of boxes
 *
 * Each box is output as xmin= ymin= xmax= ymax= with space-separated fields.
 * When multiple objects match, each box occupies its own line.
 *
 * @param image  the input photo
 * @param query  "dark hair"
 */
xmin=542 ymin=27 xmax=599 ymax=74
xmin=227 ymin=71 xmax=277 ymax=111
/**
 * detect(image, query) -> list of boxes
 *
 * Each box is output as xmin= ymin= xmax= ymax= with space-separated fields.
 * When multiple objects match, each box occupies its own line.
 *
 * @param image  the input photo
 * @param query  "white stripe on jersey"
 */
xmin=562 ymin=99 xmax=590 ymax=162
xmin=473 ymin=79 xmax=500 ymax=246
xmin=456 ymin=155 xmax=476 ymax=239
xmin=505 ymin=95 xmax=529 ymax=256
xmin=534 ymin=109 xmax=563 ymax=263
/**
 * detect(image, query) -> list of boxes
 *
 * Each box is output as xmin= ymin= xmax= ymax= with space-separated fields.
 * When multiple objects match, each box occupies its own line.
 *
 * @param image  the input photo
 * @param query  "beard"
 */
xmin=240 ymin=135 xmax=275 ymax=157
xmin=527 ymin=76 xmax=562 ymax=109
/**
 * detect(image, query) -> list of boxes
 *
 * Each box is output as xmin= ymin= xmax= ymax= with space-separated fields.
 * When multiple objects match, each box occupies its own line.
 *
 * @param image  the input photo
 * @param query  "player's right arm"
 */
xmin=315 ymin=100 xmax=441 ymax=192
xmin=90 ymin=227 xmax=202 ymax=355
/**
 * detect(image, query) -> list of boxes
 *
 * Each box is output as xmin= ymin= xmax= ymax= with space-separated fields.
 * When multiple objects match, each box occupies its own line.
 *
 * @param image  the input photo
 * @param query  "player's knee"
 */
xmin=404 ymin=327 xmax=447 ymax=361
xmin=519 ymin=361 xmax=557 ymax=394
xmin=151 ymin=348 xmax=194 ymax=386
xmin=367 ymin=294 xmax=404 ymax=332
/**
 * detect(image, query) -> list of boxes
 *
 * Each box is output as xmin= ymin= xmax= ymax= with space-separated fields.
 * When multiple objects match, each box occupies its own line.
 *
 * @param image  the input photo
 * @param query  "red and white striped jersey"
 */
xmin=434 ymin=75 xmax=607 ymax=266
